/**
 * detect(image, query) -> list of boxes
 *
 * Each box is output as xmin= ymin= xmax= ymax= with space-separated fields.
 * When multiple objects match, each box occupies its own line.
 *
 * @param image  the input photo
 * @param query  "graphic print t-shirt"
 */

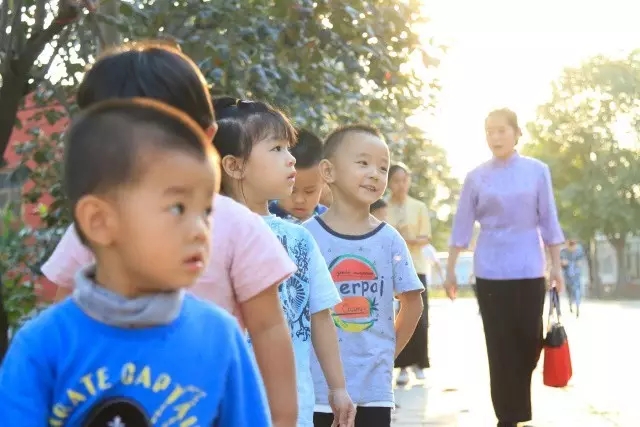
xmin=262 ymin=215 xmax=341 ymax=427
xmin=304 ymin=217 xmax=424 ymax=406
xmin=0 ymin=294 xmax=269 ymax=427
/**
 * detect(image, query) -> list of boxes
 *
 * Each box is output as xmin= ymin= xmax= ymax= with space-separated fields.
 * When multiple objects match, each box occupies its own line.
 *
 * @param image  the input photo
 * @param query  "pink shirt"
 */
xmin=41 ymin=194 xmax=297 ymax=328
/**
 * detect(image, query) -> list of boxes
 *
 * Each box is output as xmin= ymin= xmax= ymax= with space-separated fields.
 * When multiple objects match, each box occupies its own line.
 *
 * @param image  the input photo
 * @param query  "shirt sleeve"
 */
xmin=230 ymin=208 xmax=297 ymax=303
xmin=417 ymin=202 xmax=431 ymax=238
xmin=217 ymin=325 xmax=271 ymax=427
xmin=391 ymin=230 xmax=424 ymax=294
xmin=40 ymin=225 xmax=94 ymax=288
xmin=306 ymin=231 xmax=341 ymax=314
xmin=0 ymin=325 xmax=52 ymax=425
xmin=537 ymin=164 xmax=565 ymax=246
xmin=449 ymin=172 xmax=477 ymax=248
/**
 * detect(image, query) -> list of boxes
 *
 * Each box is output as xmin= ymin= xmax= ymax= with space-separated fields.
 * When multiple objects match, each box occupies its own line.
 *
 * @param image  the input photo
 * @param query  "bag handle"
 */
xmin=547 ymin=287 xmax=562 ymax=325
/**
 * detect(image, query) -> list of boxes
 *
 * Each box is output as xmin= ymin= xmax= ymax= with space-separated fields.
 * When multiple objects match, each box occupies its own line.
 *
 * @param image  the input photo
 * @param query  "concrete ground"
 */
xmin=391 ymin=299 xmax=640 ymax=426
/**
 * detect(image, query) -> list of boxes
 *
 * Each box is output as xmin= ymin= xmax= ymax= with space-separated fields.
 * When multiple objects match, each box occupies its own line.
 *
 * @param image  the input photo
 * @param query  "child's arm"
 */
xmin=217 ymin=326 xmax=273 ymax=427
xmin=394 ymin=290 xmax=424 ymax=358
xmin=0 ymin=329 xmax=51 ymax=424
xmin=311 ymin=309 xmax=356 ymax=426
xmin=306 ymin=232 xmax=355 ymax=425
xmin=242 ymin=286 xmax=298 ymax=427
xmin=230 ymin=206 xmax=298 ymax=427
xmin=311 ymin=309 xmax=344 ymax=388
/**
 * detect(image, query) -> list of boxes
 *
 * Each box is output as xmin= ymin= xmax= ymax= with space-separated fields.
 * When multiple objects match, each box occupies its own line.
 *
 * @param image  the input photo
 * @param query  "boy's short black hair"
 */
xmin=64 ymin=98 xmax=218 ymax=243
xmin=290 ymin=128 xmax=323 ymax=168
xmin=370 ymin=199 xmax=387 ymax=212
xmin=323 ymin=124 xmax=383 ymax=159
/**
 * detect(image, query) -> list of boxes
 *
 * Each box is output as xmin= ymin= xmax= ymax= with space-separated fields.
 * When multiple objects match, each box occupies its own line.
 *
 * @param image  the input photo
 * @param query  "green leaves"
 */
xmin=1 ymin=0 xmax=455 ymax=334
xmin=524 ymin=52 xmax=640 ymax=246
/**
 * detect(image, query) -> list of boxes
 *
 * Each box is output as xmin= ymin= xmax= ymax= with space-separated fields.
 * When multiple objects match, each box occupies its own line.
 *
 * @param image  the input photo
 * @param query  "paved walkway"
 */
xmin=390 ymin=299 xmax=636 ymax=426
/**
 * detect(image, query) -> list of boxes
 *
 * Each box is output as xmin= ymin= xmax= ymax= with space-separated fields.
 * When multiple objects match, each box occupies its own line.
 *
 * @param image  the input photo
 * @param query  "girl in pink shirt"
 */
xmin=41 ymin=41 xmax=299 ymax=427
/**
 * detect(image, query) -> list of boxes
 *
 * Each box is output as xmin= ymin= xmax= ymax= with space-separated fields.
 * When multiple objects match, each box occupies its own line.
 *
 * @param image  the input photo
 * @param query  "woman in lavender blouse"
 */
xmin=444 ymin=108 xmax=565 ymax=427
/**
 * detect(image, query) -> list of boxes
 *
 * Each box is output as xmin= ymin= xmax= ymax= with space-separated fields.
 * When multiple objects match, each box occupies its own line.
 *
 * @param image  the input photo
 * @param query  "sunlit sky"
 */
xmin=421 ymin=0 xmax=640 ymax=179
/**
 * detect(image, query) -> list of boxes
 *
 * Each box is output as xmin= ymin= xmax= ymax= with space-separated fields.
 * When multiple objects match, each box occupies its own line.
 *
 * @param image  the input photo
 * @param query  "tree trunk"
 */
xmin=610 ymin=236 xmax=627 ymax=297
xmin=585 ymin=238 xmax=598 ymax=297
xmin=0 ymin=67 xmax=28 ymax=167
xmin=592 ymin=239 xmax=604 ymax=297
xmin=98 ymin=0 xmax=120 ymax=52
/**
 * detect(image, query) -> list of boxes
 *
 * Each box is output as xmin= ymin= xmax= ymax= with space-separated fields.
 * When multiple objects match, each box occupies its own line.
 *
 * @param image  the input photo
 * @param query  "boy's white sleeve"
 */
xmin=306 ymin=231 xmax=341 ymax=314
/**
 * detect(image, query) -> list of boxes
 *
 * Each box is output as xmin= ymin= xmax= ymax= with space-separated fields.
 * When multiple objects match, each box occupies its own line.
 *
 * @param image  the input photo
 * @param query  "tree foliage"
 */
xmin=523 ymin=52 xmax=640 ymax=286
xmin=0 ymin=1 xmax=456 ymax=349
xmin=0 ymin=0 xmax=105 ymax=166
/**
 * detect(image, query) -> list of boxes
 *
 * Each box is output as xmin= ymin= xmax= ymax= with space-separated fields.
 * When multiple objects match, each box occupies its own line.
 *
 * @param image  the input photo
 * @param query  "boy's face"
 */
xmin=106 ymin=148 xmax=216 ymax=293
xmin=371 ymin=206 xmax=388 ymax=222
xmin=327 ymin=132 xmax=389 ymax=207
xmin=278 ymin=165 xmax=324 ymax=220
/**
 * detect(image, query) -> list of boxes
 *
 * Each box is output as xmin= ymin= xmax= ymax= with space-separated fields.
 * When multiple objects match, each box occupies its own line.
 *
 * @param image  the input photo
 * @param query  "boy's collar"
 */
xmin=73 ymin=265 xmax=184 ymax=327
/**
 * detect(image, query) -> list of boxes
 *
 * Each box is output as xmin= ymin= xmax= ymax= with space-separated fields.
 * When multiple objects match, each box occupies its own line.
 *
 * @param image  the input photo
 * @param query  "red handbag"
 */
xmin=543 ymin=287 xmax=573 ymax=387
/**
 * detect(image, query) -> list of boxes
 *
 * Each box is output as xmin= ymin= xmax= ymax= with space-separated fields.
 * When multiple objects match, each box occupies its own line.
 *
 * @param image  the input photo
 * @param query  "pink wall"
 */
xmin=4 ymin=95 xmax=68 ymax=301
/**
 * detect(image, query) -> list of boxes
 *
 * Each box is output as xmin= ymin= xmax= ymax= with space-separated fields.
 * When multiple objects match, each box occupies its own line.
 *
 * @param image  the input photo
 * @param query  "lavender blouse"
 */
xmin=450 ymin=152 xmax=564 ymax=280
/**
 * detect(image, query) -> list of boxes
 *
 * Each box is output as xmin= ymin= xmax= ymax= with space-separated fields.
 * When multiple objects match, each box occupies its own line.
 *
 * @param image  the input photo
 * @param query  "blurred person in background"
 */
xmin=386 ymin=163 xmax=432 ymax=385
xmin=561 ymin=238 xmax=585 ymax=317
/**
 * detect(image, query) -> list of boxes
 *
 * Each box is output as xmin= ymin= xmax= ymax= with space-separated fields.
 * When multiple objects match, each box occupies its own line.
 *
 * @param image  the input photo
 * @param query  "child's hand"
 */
xmin=328 ymin=388 xmax=356 ymax=427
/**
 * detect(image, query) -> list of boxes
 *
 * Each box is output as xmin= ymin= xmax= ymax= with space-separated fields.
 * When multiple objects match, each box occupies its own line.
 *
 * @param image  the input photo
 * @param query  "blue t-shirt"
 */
xmin=262 ymin=215 xmax=341 ymax=427
xmin=0 ymin=294 xmax=270 ymax=426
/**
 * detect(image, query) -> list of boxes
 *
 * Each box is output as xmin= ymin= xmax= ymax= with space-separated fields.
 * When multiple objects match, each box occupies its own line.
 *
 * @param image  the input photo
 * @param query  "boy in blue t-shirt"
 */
xmin=0 ymin=99 xmax=270 ymax=426
xmin=269 ymin=128 xmax=328 ymax=223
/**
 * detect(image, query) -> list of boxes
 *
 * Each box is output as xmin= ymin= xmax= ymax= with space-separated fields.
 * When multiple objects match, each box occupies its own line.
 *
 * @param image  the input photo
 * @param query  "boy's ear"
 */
xmin=74 ymin=195 xmax=118 ymax=246
xmin=318 ymin=159 xmax=335 ymax=184
xmin=220 ymin=155 xmax=244 ymax=180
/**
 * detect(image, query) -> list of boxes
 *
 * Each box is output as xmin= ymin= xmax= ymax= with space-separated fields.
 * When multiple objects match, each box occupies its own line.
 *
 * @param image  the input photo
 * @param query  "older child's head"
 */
xmin=370 ymin=199 xmax=388 ymax=222
xmin=65 ymin=98 xmax=220 ymax=295
xmin=212 ymin=97 xmax=297 ymax=204
xmin=320 ymin=124 xmax=389 ymax=208
xmin=77 ymin=40 xmax=216 ymax=135
xmin=278 ymin=128 xmax=325 ymax=220
xmin=387 ymin=163 xmax=411 ymax=198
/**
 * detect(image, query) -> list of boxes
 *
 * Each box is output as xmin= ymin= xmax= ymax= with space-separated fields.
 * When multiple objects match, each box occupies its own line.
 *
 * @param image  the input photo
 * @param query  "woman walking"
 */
xmin=445 ymin=108 xmax=565 ymax=427
xmin=386 ymin=163 xmax=432 ymax=385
